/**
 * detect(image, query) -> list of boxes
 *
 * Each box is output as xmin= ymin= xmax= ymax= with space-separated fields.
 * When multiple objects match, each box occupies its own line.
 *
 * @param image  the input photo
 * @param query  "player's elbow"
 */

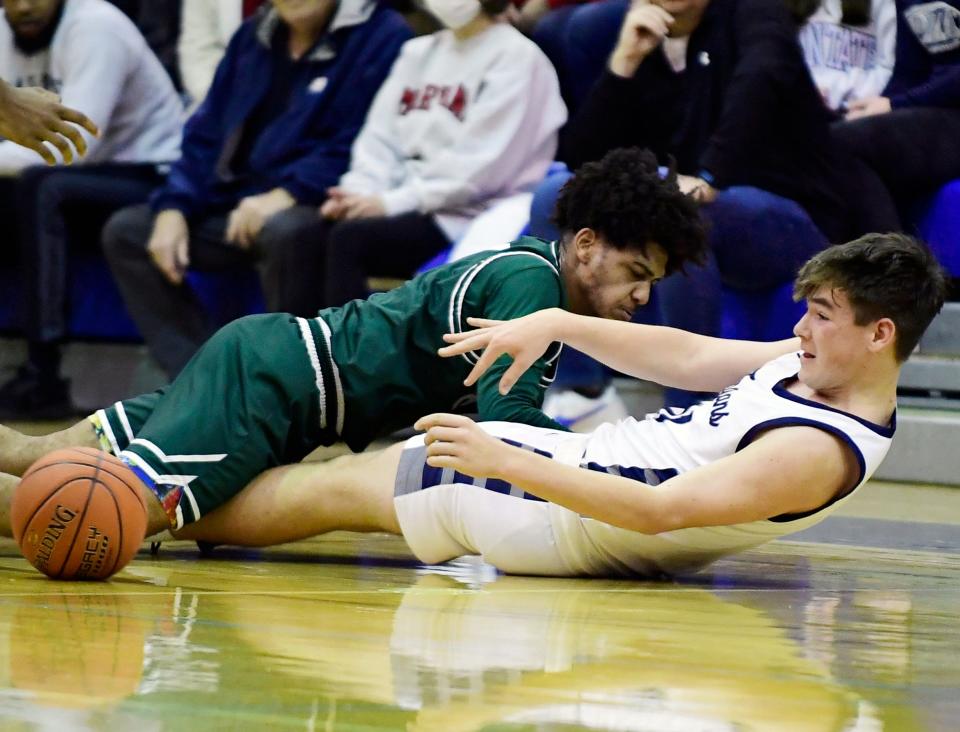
xmin=617 ymin=500 xmax=682 ymax=535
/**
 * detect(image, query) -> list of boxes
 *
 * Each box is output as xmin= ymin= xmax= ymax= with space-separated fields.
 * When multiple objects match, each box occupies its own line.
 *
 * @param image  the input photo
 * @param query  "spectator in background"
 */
xmin=102 ymin=0 xmax=411 ymax=380
xmin=507 ymin=0 xmax=609 ymax=110
xmin=0 ymin=0 xmax=184 ymax=419
xmin=794 ymin=0 xmax=898 ymax=113
xmin=179 ymin=0 xmax=269 ymax=109
xmin=829 ymin=0 xmax=960 ymax=231
xmin=105 ymin=0 xmax=184 ymax=92
xmin=537 ymin=0 xmax=862 ymax=412
xmin=563 ymin=0 xmax=854 ymax=242
xmin=134 ymin=0 xmax=184 ymax=93
xmin=318 ymin=0 xmax=566 ymax=308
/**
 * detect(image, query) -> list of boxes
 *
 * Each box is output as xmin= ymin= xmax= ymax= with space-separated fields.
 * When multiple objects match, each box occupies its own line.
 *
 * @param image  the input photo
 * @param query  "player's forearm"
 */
xmin=553 ymin=311 xmax=798 ymax=391
xmin=495 ymin=444 xmax=668 ymax=534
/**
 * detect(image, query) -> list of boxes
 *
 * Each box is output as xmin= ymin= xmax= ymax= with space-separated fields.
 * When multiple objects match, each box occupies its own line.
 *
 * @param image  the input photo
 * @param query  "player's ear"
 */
xmin=573 ymin=228 xmax=597 ymax=263
xmin=869 ymin=317 xmax=896 ymax=353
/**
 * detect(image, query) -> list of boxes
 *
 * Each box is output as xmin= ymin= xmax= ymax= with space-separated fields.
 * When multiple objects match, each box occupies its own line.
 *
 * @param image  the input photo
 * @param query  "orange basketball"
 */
xmin=11 ymin=447 xmax=148 ymax=580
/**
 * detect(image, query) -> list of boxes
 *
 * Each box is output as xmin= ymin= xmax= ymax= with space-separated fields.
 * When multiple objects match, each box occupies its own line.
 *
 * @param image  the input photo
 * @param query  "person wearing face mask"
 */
xmin=100 ymin=0 xmax=412 ymax=385
xmin=316 ymin=0 xmax=567 ymax=308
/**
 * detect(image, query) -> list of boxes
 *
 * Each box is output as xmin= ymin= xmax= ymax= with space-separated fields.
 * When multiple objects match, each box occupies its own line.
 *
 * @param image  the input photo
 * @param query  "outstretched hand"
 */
xmin=413 ymin=413 xmax=511 ymax=478
xmin=438 ymin=309 xmax=565 ymax=394
xmin=0 ymin=85 xmax=99 ymax=164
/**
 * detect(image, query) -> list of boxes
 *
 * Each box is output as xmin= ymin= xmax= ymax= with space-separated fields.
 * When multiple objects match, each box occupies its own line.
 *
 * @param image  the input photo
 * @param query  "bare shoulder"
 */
xmin=743 ymin=425 xmax=861 ymax=509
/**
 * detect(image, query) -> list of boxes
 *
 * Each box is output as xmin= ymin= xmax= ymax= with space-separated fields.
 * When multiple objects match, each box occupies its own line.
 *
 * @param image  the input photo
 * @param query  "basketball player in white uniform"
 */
xmin=174 ymin=233 xmax=946 ymax=578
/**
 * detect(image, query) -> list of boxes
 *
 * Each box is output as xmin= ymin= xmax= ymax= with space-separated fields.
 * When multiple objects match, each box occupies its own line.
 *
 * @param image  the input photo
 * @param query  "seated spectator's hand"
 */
xmin=844 ymin=96 xmax=891 ymax=120
xmin=677 ymin=174 xmax=717 ymax=203
xmin=321 ymin=187 xmax=386 ymax=221
xmin=610 ymin=0 xmax=674 ymax=78
xmin=320 ymin=186 xmax=350 ymax=219
xmin=226 ymin=188 xmax=297 ymax=249
xmin=414 ymin=413 xmax=510 ymax=479
xmin=148 ymin=210 xmax=190 ymax=285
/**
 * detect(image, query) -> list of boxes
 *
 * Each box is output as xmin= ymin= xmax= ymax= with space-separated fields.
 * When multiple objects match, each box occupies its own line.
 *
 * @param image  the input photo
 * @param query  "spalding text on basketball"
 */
xmin=32 ymin=505 xmax=78 ymax=573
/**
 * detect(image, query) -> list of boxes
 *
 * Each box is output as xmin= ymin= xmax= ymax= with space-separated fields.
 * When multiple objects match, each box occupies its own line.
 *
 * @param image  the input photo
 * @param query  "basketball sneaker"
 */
xmin=543 ymin=385 xmax=628 ymax=433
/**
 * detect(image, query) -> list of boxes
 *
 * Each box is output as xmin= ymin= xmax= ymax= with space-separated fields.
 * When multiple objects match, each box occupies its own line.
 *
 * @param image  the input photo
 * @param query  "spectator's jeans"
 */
xmin=530 ymin=167 xmax=829 ymax=405
xmin=832 ymin=107 xmax=960 ymax=231
xmin=14 ymin=163 xmax=166 ymax=347
xmin=103 ymin=203 xmax=329 ymax=378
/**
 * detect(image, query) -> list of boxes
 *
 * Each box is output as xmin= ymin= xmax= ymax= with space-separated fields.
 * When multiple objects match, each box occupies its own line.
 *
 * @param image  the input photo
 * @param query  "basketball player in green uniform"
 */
xmin=0 ymin=148 xmax=705 ymax=536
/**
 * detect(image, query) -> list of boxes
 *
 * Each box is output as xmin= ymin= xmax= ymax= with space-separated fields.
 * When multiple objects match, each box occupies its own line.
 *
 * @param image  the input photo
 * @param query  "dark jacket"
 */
xmin=563 ymin=0 xmax=852 ymax=240
xmin=151 ymin=0 xmax=411 ymax=216
xmin=886 ymin=0 xmax=960 ymax=108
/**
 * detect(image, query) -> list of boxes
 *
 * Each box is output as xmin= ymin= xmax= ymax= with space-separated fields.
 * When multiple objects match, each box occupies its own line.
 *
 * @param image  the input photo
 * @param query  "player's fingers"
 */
xmin=441 ymin=328 xmax=485 ymax=344
xmin=56 ymin=106 xmax=99 ymax=137
xmin=438 ymin=333 xmax=487 ymax=356
xmin=53 ymin=118 xmax=89 ymax=157
xmin=40 ymin=128 xmax=74 ymax=164
xmin=425 ymin=440 xmax=459 ymax=459
xmin=424 ymin=425 xmax=462 ymax=446
xmin=463 ymin=346 xmax=504 ymax=387
xmin=465 ymin=317 xmax=504 ymax=328
xmin=414 ymin=413 xmax=470 ymax=431
xmin=27 ymin=138 xmax=56 ymax=165
xmin=498 ymin=357 xmax=534 ymax=395
xmin=425 ymin=454 xmax=459 ymax=469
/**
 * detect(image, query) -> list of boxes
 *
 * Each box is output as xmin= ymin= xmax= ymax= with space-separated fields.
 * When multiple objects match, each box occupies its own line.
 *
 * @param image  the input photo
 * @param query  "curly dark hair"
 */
xmin=553 ymin=148 xmax=707 ymax=275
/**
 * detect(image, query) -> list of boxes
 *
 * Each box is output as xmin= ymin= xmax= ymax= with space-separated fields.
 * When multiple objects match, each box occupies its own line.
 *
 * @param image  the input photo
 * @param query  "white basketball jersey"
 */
xmin=550 ymin=352 xmax=896 ymax=576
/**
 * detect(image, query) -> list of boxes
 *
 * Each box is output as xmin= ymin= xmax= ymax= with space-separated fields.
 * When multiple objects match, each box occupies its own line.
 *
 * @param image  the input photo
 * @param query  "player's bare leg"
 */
xmin=177 ymin=442 xmax=406 ymax=547
xmin=0 ymin=472 xmax=18 ymax=537
xmin=0 ymin=420 xmax=99 ymax=476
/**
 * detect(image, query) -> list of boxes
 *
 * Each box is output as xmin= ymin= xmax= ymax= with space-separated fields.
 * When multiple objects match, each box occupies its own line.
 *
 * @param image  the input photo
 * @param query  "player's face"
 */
xmin=793 ymin=286 xmax=878 ymax=392
xmin=570 ymin=235 xmax=668 ymax=321
xmin=4 ymin=0 xmax=62 ymax=39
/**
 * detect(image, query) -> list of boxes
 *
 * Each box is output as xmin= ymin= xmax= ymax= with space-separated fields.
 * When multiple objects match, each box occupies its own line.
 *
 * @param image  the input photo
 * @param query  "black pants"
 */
xmin=102 ymin=203 xmax=330 ymax=378
xmin=832 ymin=107 xmax=960 ymax=232
xmin=9 ymin=163 xmax=166 ymax=348
xmin=322 ymin=212 xmax=450 ymax=308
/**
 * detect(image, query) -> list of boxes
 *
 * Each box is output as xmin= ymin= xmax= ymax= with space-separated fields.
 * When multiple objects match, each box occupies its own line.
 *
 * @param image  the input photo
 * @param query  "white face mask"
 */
xmin=422 ymin=0 xmax=483 ymax=29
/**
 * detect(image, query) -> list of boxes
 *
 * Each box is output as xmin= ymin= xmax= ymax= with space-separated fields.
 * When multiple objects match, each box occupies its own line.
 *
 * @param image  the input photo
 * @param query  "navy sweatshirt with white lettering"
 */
xmin=887 ymin=0 xmax=960 ymax=107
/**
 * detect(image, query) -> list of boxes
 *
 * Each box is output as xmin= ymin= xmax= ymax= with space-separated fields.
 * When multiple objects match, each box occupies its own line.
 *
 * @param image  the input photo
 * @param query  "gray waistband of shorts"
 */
xmin=395 ymin=443 xmax=428 ymax=497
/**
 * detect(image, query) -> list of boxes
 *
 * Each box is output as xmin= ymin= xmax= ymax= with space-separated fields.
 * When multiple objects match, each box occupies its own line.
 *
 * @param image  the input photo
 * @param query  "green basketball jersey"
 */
xmin=319 ymin=236 xmax=569 ymax=449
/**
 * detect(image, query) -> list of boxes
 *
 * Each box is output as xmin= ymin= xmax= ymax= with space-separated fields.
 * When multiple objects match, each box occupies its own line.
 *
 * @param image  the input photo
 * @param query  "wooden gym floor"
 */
xmin=0 ymin=445 xmax=958 ymax=729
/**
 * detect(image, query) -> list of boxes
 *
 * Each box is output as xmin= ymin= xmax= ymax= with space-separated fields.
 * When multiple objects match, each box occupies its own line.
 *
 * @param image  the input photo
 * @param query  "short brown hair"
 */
xmin=793 ymin=233 xmax=948 ymax=362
